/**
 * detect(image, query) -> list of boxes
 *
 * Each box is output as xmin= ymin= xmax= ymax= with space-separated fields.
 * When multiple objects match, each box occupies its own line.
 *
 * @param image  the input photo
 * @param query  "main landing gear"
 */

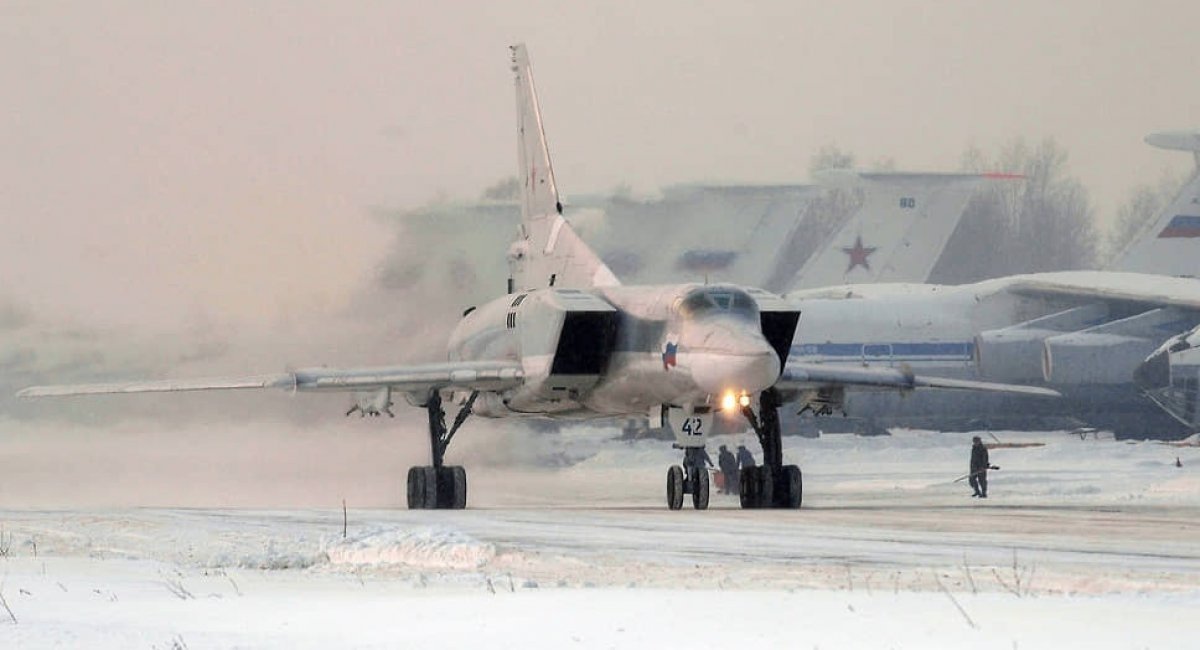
xmin=406 ymin=390 xmax=477 ymax=509
xmin=666 ymin=448 xmax=710 ymax=510
xmin=740 ymin=388 xmax=803 ymax=509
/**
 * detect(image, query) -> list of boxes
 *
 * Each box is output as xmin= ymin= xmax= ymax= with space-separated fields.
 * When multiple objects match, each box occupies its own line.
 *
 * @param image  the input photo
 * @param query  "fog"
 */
xmin=3 ymin=2 xmax=1197 ymax=329
xmin=2 ymin=2 xmax=1197 ymax=504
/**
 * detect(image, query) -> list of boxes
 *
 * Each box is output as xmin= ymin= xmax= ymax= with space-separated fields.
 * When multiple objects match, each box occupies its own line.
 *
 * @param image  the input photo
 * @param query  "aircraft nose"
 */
xmin=1134 ymin=348 xmax=1171 ymax=392
xmin=690 ymin=338 xmax=781 ymax=396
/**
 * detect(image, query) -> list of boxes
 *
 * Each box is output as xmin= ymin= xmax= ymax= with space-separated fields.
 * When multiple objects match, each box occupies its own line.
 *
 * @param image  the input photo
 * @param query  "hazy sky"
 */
xmin=2 ymin=1 xmax=1196 ymax=329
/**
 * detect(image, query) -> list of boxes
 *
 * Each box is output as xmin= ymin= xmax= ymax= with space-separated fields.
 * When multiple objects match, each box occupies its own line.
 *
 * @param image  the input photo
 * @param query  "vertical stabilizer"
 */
xmin=1111 ymin=130 xmax=1200 ymax=277
xmin=508 ymin=44 xmax=619 ymax=291
xmin=790 ymin=172 xmax=1016 ymax=290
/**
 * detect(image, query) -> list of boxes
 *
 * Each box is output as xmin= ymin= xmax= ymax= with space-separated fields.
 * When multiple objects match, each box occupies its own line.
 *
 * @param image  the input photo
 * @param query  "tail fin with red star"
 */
xmin=789 ymin=171 xmax=1019 ymax=290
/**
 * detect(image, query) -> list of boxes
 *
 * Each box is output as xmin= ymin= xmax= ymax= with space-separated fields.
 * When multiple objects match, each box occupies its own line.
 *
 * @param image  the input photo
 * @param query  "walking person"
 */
xmin=734 ymin=444 xmax=755 ymax=494
xmin=736 ymin=444 xmax=755 ymax=469
xmin=969 ymin=436 xmax=989 ymax=498
xmin=683 ymin=446 xmax=713 ymax=481
xmin=717 ymin=445 xmax=737 ymax=494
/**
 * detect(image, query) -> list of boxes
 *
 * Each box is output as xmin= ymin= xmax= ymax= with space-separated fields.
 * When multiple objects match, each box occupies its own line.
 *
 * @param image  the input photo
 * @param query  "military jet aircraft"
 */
xmin=18 ymin=45 xmax=1057 ymax=510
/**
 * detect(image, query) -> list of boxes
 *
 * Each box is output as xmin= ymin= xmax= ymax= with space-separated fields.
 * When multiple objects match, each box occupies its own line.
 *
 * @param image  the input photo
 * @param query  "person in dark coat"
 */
xmin=717 ymin=445 xmax=738 ymax=494
xmin=736 ymin=444 xmax=755 ymax=468
xmin=969 ymin=436 xmax=989 ymax=498
xmin=683 ymin=446 xmax=713 ymax=479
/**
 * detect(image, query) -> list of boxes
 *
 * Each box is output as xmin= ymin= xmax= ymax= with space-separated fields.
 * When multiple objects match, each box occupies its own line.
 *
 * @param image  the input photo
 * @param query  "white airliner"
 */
xmin=17 ymin=45 xmax=1056 ymax=511
xmin=786 ymin=131 xmax=1200 ymax=438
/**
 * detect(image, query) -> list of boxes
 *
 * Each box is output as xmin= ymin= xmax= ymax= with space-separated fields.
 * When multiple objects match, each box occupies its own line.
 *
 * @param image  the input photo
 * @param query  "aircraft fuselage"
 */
xmin=447 ymin=283 xmax=797 ymax=418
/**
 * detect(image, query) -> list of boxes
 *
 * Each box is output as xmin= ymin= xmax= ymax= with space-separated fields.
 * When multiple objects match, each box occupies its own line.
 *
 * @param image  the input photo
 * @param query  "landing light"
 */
xmin=721 ymin=391 xmax=753 ymax=411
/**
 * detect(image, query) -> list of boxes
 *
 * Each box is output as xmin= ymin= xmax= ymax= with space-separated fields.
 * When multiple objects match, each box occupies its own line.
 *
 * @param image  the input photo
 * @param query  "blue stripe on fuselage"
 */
xmin=790 ymin=341 xmax=974 ymax=360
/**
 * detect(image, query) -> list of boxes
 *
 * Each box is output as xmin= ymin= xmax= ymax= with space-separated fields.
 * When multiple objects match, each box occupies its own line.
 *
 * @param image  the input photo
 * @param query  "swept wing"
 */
xmin=17 ymin=361 xmax=524 ymax=399
xmin=777 ymin=362 xmax=1060 ymax=397
xmin=1002 ymin=271 xmax=1200 ymax=309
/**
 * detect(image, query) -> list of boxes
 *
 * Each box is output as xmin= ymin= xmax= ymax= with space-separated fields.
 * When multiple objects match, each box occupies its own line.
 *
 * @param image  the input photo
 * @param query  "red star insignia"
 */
xmin=842 ymin=235 xmax=877 ymax=273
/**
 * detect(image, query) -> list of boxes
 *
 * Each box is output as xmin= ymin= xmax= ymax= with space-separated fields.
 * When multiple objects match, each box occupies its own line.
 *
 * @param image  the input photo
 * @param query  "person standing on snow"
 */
xmin=683 ymin=446 xmax=713 ymax=481
xmin=717 ymin=445 xmax=738 ymax=494
xmin=736 ymin=444 xmax=755 ymax=468
xmin=969 ymin=436 xmax=989 ymax=498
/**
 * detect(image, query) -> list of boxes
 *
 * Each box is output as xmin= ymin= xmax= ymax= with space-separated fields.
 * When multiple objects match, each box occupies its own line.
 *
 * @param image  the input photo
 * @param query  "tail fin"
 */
xmin=789 ymin=171 xmax=1016 ymax=290
xmin=507 ymin=44 xmax=619 ymax=291
xmin=1110 ymin=130 xmax=1200 ymax=277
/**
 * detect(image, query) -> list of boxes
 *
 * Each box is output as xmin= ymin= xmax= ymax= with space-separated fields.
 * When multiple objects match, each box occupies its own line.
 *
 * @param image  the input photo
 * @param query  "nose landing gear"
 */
xmin=740 ymin=388 xmax=803 ymax=509
xmin=666 ymin=461 xmax=710 ymax=510
xmin=406 ymin=390 xmax=477 ymax=509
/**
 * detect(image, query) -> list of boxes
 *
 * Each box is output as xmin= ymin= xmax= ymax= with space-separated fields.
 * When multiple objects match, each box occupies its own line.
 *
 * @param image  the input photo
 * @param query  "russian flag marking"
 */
xmin=1158 ymin=215 xmax=1200 ymax=238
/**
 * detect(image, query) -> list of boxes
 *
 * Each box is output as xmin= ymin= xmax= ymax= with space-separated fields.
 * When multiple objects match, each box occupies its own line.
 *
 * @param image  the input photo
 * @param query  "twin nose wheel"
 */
xmin=667 ymin=464 xmax=801 ymax=509
xmin=666 ymin=465 xmax=710 ymax=510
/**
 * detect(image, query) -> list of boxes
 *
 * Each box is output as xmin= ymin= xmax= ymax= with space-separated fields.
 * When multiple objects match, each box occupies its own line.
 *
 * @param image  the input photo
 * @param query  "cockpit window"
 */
xmin=680 ymin=292 xmax=715 ymax=313
xmin=677 ymin=287 xmax=759 ymax=320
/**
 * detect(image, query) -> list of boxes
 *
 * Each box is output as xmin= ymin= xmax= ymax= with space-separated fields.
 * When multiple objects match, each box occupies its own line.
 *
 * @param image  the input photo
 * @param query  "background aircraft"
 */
xmin=18 ymin=44 xmax=1056 ymax=511
xmin=789 ymin=170 xmax=1021 ymax=290
xmin=785 ymin=130 xmax=1200 ymax=438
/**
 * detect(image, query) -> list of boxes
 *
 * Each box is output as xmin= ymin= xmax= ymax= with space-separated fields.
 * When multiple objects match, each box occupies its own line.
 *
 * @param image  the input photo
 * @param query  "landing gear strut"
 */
xmin=406 ymin=390 xmax=477 ymax=509
xmin=666 ymin=448 xmax=711 ymax=511
xmin=740 ymin=388 xmax=802 ymax=509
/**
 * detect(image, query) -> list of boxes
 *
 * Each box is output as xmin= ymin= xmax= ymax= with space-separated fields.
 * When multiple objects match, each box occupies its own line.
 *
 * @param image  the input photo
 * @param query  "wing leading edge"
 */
xmin=17 ymin=361 xmax=524 ymax=399
xmin=776 ymin=362 xmax=1060 ymax=397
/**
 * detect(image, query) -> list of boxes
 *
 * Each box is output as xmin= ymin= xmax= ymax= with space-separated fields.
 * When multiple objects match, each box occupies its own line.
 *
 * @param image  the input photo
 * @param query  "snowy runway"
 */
xmin=1 ymin=428 xmax=1198 ymax=647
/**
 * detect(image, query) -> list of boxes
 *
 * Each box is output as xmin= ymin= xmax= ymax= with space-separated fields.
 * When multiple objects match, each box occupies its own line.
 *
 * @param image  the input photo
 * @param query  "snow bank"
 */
xmin=324 ymin=526 xmax=495 ymax=569
xmin=204 ymin=538 xmax=325 ymax=570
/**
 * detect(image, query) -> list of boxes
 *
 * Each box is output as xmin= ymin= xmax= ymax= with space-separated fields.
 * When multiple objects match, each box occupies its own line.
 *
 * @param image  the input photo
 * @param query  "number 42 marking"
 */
xmin=681 ymin=418 xmax=703 ymax=436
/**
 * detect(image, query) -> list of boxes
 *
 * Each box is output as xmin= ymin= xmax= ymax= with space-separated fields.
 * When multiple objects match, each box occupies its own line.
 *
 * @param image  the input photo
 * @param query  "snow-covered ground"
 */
xmin=1 ymin=427 xmax=1198 ymax=648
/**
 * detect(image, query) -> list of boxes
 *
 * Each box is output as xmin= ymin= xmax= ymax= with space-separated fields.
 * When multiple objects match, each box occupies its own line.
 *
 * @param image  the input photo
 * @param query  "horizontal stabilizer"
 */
xmin=1145 ymin=130 xmax=1200 ymax=153
xmin=812 ymin=169 xmax=1023 ymax=188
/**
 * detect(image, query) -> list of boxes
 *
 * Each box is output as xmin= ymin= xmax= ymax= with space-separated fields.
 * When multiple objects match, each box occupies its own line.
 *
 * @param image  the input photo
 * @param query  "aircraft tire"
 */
xmin=739 ymin=466 xmax=759 ymax=509
xmin=691 ymin=467 xmax=710 ymax=510
xmin=406 ymin=466 xmax=425 ymax=509
xmin=667 ymin=466 xmax=685 ymax=510
xmin=448 ymin=466 xmax=468 ymax=509
xmin=756 ymin=466 xmax=774 ymax=509
xmin=780 ymin=465 xmax=802 ymax=509
xmin=420 ymin=466 xmax=439 ymax=509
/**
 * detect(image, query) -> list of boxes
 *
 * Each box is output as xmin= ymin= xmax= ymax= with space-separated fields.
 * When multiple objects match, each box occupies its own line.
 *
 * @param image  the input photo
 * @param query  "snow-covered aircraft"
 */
xmin=787 ymin=130 xmax=1200 ymax=438
xmin=17 ymin=45 xmax=1057 ymax=510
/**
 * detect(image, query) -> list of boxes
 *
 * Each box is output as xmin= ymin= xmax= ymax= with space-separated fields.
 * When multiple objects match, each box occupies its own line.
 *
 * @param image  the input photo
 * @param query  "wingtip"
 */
xmin=15 ymin=386 xmax=46 ymax=400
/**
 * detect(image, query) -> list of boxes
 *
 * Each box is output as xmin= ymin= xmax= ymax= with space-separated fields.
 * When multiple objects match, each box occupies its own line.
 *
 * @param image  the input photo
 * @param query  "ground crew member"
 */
xmin=683 ymin=446 xmax=713 ymax=481
xmin=969 ymin=436 xmax=989 ymax=498
xmin=736 ymin=444 xmax=755 ymax=468
xmin=717 ymin=445 xmax=737 ymax=494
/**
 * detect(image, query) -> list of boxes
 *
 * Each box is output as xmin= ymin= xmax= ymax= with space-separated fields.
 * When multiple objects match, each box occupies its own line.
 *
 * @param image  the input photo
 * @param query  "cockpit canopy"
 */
xmin=676 ymin=286 xmax=760 ymax=320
